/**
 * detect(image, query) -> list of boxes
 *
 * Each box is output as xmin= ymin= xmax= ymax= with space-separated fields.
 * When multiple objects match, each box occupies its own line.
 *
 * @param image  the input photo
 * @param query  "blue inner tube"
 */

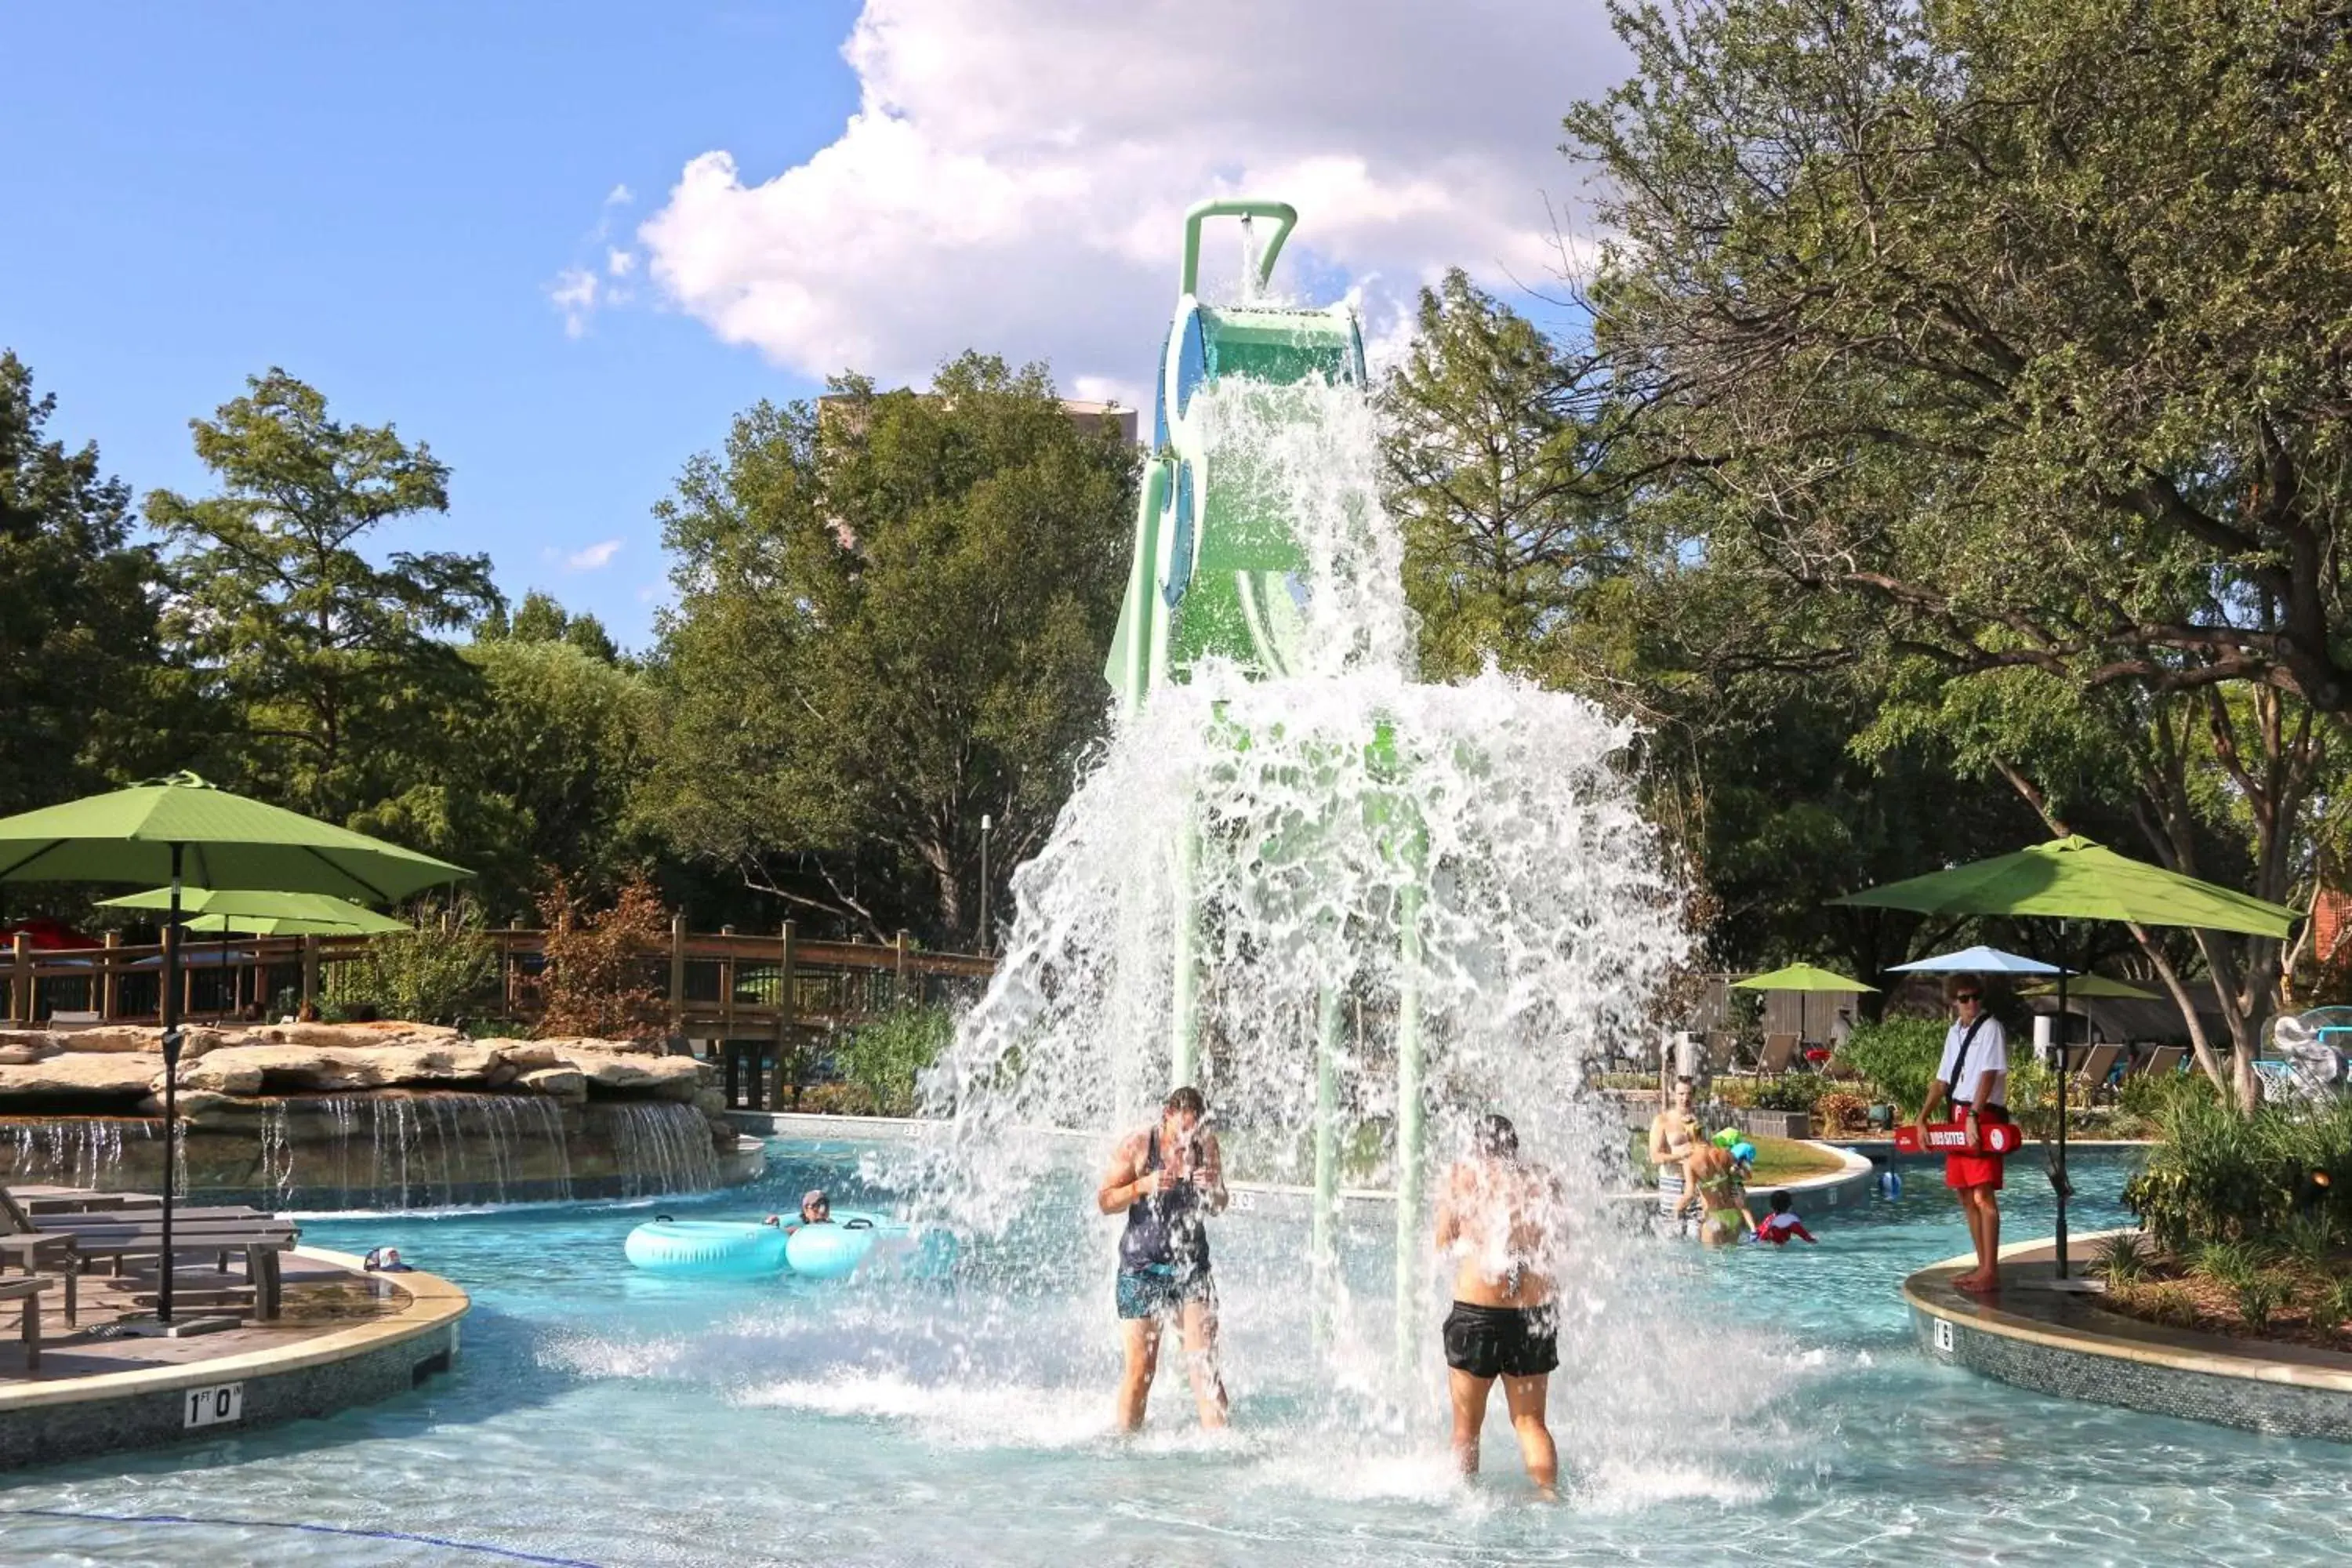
xmin=784 ymin=1209 xmax=953 ymax=1281
xmin=623 ymin=1218 xmax=788 ymax=1279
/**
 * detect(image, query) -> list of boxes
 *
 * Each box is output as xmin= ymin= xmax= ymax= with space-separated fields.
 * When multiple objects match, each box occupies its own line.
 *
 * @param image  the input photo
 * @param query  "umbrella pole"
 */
xmin=2053 ymin=939 xmax=2071 ymax=1281
xmin=160 ymin=844 xmax=183 ymax=1324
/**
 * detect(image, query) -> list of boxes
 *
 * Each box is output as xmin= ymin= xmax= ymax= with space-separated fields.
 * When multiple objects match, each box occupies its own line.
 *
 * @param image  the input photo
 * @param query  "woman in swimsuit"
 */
xmin=1097 ymin=1084 xmax=1229 ymax=1432
xmin=1434 ymin=1113 xmax=1564 ymax=1500
xmin=1677 ymin=1141 xmax=1755 ymax=1247
xmin=1648 ymin=1076 xmax=1700 ymax=1230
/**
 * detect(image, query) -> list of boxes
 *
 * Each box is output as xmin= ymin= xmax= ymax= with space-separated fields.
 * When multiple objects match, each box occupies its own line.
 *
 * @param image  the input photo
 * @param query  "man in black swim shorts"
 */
xmin=1434 ymin=1113 xmax=1563 ymax=1498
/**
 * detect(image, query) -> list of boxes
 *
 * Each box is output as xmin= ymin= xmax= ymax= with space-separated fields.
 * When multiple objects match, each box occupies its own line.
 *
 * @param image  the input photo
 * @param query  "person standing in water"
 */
xmin=1098 ymin=1084 xmax=1229 ymax=1432
xmin=1648 ymin=1076 xmax=1701 ymax=1231
xmin=1434 ymin=1113 xmax=1563 ymax=1501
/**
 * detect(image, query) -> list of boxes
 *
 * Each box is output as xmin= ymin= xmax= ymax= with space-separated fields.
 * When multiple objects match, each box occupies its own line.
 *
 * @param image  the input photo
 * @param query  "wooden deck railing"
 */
xmin=2 ymin=919 xmax=997 ymax=1038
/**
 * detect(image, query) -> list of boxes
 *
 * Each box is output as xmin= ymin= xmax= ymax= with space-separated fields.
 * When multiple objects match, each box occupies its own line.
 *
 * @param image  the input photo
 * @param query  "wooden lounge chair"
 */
xmin=1703 ymin=1032 xmax=1737 ymax=1076
xmin=0 ymin=1277 xmax=49 ymax=1371
xmin=2137 ymin=1044 xmax=2187 ymax=1079
xmin=2071 ymin=1044 xmax=2124 ymax=1099
xmin=1757 ymin=1033 xmax=1800 ymax=1076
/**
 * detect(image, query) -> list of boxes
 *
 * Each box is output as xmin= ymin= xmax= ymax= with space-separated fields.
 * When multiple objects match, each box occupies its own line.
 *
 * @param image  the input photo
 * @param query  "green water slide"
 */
xmin=1102 ymin=199 xmax=1370 ymax=710
xmin=1106 ymin=202 xmax=1429 ymax=1362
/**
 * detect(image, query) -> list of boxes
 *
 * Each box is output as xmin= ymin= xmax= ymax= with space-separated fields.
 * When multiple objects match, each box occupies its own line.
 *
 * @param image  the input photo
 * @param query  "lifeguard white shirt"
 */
xmin=1939 ymin=1016 xmax=2009 ymax=1108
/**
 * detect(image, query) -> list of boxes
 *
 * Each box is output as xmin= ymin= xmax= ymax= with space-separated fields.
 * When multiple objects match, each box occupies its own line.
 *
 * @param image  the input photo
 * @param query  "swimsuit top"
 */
xmin=1119 ymin=1128 xmax=1210 ymax=1275
xmin=1697 ymin=1167 xmax=1742 ymax=1203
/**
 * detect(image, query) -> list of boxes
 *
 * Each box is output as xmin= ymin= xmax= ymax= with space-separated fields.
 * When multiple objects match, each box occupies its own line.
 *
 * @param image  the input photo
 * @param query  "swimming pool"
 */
xmin=5 ymin=1140 xmax=2349 ymax=1566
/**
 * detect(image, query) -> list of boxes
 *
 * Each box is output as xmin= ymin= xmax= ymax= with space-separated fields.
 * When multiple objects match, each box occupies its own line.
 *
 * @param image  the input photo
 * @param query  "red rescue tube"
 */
xmin=1894 ymin=1120 xmax=2023 ymax=1155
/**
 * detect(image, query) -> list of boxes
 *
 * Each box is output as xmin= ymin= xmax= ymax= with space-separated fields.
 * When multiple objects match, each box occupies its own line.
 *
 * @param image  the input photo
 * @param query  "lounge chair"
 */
xmin=2071 ymin=1044 xmax=2124 ymax=1100
xmin=1757 ymin=1033 xmax=1800 ymax=1076
xmin=0 ymin=1277 xmax=50 ymax=1371
xmin=2132 ymin=1044 xmax=2187 ymax=1080
xmin=1703 ymin=1032 xmax=1737 ymax=1076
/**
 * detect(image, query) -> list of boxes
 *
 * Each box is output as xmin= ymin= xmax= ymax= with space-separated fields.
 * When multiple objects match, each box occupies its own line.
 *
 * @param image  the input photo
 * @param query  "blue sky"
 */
xmin=5 ymin=2 xmax=862 ymax=648
xmin=4 ymin=2 xmax=1622 ymax=652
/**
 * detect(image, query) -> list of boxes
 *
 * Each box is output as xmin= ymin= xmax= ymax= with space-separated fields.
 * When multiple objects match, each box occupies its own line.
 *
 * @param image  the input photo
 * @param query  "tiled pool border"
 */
xmin=1905 ymin=1232 xmax=2352 ymax=1443
xmin=0 ymin=1247 xmax=468 ymax=1471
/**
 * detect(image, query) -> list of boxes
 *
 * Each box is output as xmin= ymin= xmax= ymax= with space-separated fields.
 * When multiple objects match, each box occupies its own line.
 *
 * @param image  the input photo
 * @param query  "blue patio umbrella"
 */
xmin=1887 ymin=946 xmax=2067 ymax=976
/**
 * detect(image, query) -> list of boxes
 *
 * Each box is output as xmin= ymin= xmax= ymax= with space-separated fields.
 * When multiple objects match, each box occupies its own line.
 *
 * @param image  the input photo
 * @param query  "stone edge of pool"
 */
xmin=1904 ymin=1233 xmax=2352 ymax=1443
xmin=0 ymin=1247 xmax=468 ymax=1472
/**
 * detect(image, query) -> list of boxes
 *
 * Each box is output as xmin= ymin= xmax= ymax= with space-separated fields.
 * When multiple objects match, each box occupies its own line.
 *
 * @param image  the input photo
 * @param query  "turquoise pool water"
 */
xmin=5 ymin=1141 xmax=2350 ymax=1566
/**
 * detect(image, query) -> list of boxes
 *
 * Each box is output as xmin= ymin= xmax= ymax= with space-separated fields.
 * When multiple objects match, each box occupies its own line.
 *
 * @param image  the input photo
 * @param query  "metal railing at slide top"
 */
xmin=2 ymin=917 xmax=997 ymax=1033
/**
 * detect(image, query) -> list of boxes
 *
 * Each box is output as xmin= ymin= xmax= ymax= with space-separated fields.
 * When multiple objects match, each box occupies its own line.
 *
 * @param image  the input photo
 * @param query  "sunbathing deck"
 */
xmin=0 ymin=1246 xmax=466 ymax=1470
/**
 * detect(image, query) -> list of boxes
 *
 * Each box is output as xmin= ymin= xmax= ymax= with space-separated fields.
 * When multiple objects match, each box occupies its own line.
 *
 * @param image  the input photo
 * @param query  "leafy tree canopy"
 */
xmin=649 ymin=353 xmax=1137 ymax=943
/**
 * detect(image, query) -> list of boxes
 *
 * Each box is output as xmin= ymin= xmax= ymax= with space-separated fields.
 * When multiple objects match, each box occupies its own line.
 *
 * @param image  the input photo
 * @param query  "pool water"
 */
xmin=5 ymin=1142 xmax=2350 ymax=1566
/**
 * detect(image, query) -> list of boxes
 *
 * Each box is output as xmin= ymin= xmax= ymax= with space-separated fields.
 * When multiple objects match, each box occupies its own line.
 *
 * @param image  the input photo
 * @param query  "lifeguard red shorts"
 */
xmin=1944 ymin=1104 xmax=2009 ymax=1192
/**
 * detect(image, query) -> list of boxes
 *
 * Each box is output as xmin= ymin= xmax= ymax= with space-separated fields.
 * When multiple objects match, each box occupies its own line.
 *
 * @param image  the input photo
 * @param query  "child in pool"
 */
xmin=1752 ymin=1190 xmax=1816 ymax=1246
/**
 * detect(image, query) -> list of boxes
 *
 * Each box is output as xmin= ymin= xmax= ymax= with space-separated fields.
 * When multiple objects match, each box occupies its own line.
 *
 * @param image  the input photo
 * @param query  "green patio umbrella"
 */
xmin=0 ymin=772 xmax=466 ymax=1323
xmin=1732 ymin=963 xmax=1878 ymax=993
xmin=2020 ymin=975 xmax=2160 ymax=1001
xmin=96 ymin=885 xmax=409 ymax=935
xmin=1835 ymin=834 xmax=2298 ymax=1278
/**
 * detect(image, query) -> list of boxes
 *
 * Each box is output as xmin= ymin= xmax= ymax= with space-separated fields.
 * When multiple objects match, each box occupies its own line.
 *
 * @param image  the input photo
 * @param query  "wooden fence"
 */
xmin=3 ymin=920 xmax=997 ymax=1051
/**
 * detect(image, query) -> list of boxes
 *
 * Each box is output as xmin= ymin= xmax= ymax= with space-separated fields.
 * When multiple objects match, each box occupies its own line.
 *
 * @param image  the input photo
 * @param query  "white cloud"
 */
xmin=605 ymin=183 xmax=635 ymax=206
xmin=636 ymin=0 xmax=1625 ymax=402
xmin=563 ymin=539 xmax=624 ymax=571
xmin=608 ymin=248 xmax=637 ymax=278
xmin=549 ymin=267 xmax=601 ymax=338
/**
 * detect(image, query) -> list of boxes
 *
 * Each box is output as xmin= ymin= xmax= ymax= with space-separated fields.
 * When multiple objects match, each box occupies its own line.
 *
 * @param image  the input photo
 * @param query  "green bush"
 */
xmin=2125 ymin=1092 xmax=2352 ymax=1254
xmin=2093 ymin=1231 xmax=2147 ymax=1284
xmin=1834 ymin=1017 xmax=1947 ymax=1118
xmin=1751 ymin=1076 xmax=1824 ymax=1112
xmin=2232 ymin=1271 xmax=2292 ymax=1334
xmin=834 ymin=1004 xmax=953 ymax=1117
xmin=2116 ymin=1064 xmax=2216 ymax=1130
xmin=328 ymin=902 xmax=500 ymax=1025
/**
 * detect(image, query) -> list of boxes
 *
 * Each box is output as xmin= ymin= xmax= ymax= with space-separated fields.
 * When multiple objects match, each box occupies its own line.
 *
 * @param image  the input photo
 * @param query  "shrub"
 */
xmin=2138 ymin=1281 xmax=2199 ymax=1327
xmin=2320 ymin=1276 xmax=2352 ymax=1335
xmin=835 ymin=1004 xmax=953 ymax=1117
xmin=2125 ymin=1091 xmax=2352 ymax=1253
xmin=1834 ymin=1018 xmax=1947 ymax=1118
xmin=2194 ymin=1239 xmax=2264 ymax=1290
xmin=799 ymin=1080 xmax=882 ymax=1117
xmin=534 ymin=874 xmax=667 ymax=1041
xmin=328 ymin=900 xmax=499 ymax=1025
xmin=1752 ymin=1076 xmax=1824 ymax=1112
xmin=2232 ymin=1271 xmax=2292 ymax=1334
xmin=1813 ymin=1091 xmax=1871 ymax=1134
xmin=2116 ymin=1065 xmax=2215 ymax=1131
xmin=2093 ymin=1231 xmax=2148 ymax=1285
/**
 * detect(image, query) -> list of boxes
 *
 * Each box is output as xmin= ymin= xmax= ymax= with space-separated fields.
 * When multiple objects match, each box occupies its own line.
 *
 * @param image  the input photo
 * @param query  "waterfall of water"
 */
xmin=0 ymin=1117 xmax=156 ymax=1189
xmin=605 ymin=1102 xmax=721 ymax=1197
xmin=906 ymin=372 xmax=1694 ymax=1406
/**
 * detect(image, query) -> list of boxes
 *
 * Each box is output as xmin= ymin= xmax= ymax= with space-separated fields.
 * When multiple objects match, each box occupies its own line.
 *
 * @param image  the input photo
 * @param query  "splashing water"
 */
xmin=901 ymin=372 xmax=1712 ymax=1444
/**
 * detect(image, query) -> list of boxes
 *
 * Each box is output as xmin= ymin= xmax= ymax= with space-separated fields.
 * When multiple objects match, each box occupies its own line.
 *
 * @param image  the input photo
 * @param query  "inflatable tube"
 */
xmin=784 ymin=1209 xmax=953 ymax=1281
xmin=624 ymin=1218 xmax=789 ymax=1279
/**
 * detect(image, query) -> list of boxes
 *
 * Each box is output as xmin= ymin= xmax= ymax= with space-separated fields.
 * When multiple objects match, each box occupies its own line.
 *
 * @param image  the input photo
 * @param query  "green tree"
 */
xmin=485 ymin=589 xmax=621 ymax=665
xmin=145 ymin=370 xmax=500 ymax=824
xmin=1381 ymin=271 xmax=1629 ymax=683
xmin=650 ymin=354 xmax=1136 ymax=943
xmin=1569 ymin=0 xmax=2352 ymax=718
xmin=1566 ymin=0 xmax=2352 ymax=1102
xmin=0 ymin=352 xmax=177 ymax=814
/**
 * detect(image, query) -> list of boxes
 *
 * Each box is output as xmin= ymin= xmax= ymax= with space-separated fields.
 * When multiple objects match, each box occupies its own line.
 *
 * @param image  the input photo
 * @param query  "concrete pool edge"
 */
xmin=1905 ymin=1232 xmax=2352 ymax=1442
xmin=0 ymin=1247 xmax=468 ymax=1471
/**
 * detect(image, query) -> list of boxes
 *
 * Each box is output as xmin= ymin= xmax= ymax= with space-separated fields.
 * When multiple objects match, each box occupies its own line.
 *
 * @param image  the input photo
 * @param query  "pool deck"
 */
xmin=1906 ymin=1232 xmax=2352 ymax=1441
xmin=0 ymin=1247 xmax=467 ymax=1470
